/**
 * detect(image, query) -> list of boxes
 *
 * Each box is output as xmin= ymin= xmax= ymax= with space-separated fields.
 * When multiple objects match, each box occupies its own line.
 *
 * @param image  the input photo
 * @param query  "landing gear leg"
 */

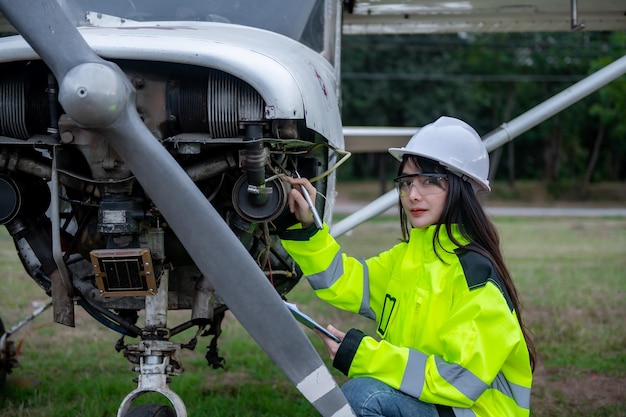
xmin=117 ymin=270 xmax=187 ymax=417
xmin=116 ymin=339 xmax=186 ymax=417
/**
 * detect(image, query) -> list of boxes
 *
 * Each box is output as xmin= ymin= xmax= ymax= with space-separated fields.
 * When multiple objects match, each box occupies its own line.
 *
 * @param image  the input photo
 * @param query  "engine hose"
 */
xmin=77 ymin=299 xmax=130 ymax=336
xmin=244 ymin=124 xmax=267 ymax=207
xmin=168 ymin=320 xmax=196 ymax=338
xmin=76 ymin=297 xmax=142 ymax=337
xmin=47 ymin=73 xmax=60 ymax=141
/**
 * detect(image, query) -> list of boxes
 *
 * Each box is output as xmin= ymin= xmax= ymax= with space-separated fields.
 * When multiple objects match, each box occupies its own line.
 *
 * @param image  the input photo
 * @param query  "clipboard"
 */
xmin=284 ymin=301 xmax=341 ymax=343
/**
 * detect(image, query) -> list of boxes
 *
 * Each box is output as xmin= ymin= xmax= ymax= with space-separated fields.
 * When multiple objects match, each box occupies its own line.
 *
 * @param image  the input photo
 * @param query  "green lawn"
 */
xmin=1 ymin=216 xmax=625 ymax=416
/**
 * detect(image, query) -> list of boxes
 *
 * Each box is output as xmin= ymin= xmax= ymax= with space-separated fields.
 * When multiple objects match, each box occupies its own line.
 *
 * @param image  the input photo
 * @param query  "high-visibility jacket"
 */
xmin=281 ymin=224 xmax=532 ymax=417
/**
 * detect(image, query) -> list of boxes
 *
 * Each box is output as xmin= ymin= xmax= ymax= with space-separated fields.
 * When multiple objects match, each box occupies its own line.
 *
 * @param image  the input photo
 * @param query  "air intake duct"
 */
xmin=0 ymin=174 xmax=51 ymax=225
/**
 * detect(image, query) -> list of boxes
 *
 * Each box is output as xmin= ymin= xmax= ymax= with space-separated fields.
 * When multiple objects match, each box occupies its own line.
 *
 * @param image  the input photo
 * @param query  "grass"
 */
xmin=497 ymin=218 xmax=626 ymax=374
xmin=1 ymin=215 xmax=625 ymax=416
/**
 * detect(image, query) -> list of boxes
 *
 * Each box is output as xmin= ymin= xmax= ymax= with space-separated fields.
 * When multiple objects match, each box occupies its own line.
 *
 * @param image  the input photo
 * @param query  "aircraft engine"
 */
xmin=0 ymin=55 xmax=338 ymax=324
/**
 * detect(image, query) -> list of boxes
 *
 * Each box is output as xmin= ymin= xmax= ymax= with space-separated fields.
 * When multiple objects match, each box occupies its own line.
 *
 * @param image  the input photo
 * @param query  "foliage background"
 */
xmin=340 ymin=31 xmax=626 ymax=194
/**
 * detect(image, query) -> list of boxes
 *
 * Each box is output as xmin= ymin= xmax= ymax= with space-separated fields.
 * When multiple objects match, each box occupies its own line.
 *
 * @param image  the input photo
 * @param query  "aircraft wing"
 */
xmin=2 ymin=1 xmax=624 ymax=35
xmin=343 ymin=0 xmax=626 ymax=34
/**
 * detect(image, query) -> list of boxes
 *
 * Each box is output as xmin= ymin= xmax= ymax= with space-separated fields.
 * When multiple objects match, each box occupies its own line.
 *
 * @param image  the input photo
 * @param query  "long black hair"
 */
xmin=397 ymin=155 xmax=537 ymax=371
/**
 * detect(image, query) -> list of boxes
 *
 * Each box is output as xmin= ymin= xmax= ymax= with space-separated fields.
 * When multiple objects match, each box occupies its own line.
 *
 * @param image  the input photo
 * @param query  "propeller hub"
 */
xmin=59 ymin=63 xmax=128 ymax=127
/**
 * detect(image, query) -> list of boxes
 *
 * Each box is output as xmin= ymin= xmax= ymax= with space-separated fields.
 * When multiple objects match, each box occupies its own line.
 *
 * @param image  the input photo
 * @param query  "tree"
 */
xmin=339 ymin=31 xmax=626 ymax=188
xmin=584 ymin=32 xmax=626 ymax=190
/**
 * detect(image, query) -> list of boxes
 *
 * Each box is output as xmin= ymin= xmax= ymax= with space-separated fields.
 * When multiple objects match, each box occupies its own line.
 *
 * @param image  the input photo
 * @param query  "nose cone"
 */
xmin=59 ymin=63 xmax=128 ymax=127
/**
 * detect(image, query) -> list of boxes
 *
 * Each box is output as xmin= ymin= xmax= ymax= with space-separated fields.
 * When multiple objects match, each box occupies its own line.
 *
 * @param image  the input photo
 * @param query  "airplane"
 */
xmin=0 ymin=1 xmax=351 ymax=416
xmin=0 ymin=1 xmax=624 ymax=416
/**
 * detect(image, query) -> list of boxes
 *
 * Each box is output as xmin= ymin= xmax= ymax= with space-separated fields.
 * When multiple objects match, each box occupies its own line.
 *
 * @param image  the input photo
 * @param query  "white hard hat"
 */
xmin=388 ymin=116 xmax=491 ymax=192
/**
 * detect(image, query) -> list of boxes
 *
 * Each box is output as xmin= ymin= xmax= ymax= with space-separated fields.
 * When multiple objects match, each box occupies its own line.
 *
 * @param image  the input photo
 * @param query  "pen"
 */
xmin=295 ymin=171 xmax=323 ymax=229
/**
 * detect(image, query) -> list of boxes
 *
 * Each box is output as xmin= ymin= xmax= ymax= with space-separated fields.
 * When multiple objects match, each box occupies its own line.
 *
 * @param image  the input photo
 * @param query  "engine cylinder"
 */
xmin=170 ymin=70 xmax=264 ymax=137
xmin=0 ymin=64 xmax=50 ymax=140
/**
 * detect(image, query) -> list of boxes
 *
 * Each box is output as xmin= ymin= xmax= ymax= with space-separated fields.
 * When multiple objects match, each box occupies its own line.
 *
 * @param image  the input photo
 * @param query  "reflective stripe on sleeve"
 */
xmin=358 ymin=258 xmax=376 ymax=320
xmin=435 ymin=357 xmax=531 ymax=409
xmin=491 ymin=373 xmax=531 ymax=409
xmin=307 ymin=251 xmax=344 ymax=290
xmin=435 ymin=356 xmax=488 ymax=401
xmin=399 ymin=348 xmax=428 ymax=397
xmin=306 ymin=253 xmax=376 ymax=320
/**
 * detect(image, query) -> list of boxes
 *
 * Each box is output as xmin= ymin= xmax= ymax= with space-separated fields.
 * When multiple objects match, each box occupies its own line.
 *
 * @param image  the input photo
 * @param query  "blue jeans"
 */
xmin=342 ymin=377 xmax=439 ymax=417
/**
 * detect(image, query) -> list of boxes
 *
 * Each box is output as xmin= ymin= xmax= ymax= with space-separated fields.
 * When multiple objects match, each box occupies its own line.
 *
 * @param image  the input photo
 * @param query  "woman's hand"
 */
xmin=315 ymin=325 xmax=345 ymax=361
xmin=283 ymin=176 xmax=317 ymax=228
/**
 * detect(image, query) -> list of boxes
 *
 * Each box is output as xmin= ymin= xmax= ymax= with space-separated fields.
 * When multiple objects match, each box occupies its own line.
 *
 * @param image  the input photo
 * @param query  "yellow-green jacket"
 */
xmin=281 ymin=224 xmax=532 ymax=417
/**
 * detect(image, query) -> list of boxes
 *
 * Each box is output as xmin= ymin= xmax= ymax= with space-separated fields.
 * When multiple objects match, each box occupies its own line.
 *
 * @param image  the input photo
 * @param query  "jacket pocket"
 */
xmin=377 ymin=279 xmax=400 ymax=338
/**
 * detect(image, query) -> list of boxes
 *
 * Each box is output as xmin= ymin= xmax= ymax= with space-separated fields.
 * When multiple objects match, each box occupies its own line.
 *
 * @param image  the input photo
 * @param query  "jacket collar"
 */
xmin=409 ymin=224 xmax=468 ymax=261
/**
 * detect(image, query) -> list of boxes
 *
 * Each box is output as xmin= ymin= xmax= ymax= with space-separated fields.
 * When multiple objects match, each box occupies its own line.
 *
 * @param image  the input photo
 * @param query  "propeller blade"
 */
xmin=0 ymin=1 xmax=354 ymax=415
xmin=0 ymin=0 xmax=101 ymax=79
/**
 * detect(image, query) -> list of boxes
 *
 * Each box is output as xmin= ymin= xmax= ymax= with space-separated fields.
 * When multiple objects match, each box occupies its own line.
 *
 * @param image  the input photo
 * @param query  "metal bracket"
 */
xmin=570 ymin=0 xmax=585 ymax=31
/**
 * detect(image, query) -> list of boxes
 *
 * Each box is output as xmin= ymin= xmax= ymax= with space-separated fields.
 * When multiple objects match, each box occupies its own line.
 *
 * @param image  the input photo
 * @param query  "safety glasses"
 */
xmin=393 ymin=173 xmax=448 ymax=197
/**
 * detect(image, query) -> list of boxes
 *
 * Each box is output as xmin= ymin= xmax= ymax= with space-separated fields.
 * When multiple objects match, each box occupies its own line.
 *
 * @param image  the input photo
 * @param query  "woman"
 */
xmin=281 ymin=116 xmax=535 ymax=417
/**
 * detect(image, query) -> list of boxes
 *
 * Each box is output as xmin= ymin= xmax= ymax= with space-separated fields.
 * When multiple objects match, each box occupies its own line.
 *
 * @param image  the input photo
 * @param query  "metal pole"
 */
xmin=331 ymin=190 xmax=397 ymax=238
xmin=483 ymin=54 xmax=626 ymax=152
